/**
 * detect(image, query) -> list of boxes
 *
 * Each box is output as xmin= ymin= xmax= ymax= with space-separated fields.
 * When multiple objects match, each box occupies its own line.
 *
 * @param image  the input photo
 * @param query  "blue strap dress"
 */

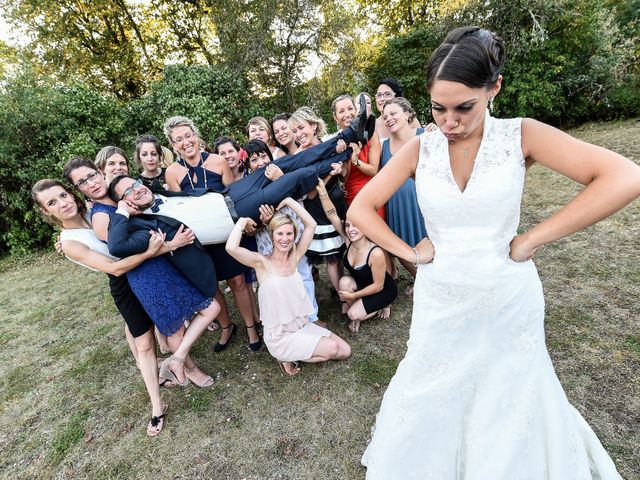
xmin=379 ymin=128 xmax=427 ymax=248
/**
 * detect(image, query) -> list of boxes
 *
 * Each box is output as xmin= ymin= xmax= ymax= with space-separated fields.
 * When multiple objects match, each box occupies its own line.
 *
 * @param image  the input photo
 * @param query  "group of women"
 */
xmin=31 ymin=24 xmax=640 ymax=478
xmin=32 ymin=87 xmax=406 ymax=435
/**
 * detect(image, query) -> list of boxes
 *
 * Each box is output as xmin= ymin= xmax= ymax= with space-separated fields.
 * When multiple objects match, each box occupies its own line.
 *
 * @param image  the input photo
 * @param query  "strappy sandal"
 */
xmin=159 ymin=355 xmax=188 ymax=387
xmin=185 ymin=367 xmax=215 ymax=388
xmin=147 ymin=404 xmax=168 ymax=437
xmin=213 ymin=323 xmax=237 ymax=353
xmin=246 ymin=324 xmax=263 ymax=352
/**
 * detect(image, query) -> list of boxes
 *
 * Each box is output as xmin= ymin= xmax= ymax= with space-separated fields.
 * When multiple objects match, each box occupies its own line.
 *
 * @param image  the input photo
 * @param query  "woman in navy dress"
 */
xmin=163 ymin=117 xmax=259 ymax=352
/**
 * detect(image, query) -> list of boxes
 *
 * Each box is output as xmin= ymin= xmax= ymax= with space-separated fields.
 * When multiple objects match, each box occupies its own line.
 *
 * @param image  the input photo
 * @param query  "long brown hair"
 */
xmin=31 ymin=179 xmax=87 ymax=228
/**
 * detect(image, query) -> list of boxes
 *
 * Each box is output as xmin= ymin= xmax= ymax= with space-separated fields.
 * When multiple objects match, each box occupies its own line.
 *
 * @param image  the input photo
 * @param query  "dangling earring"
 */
xmin=488 ymin=97 xmax=494 ymax=113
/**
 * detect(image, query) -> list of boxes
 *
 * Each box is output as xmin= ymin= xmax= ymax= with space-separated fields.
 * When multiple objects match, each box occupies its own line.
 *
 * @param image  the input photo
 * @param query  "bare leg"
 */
xmin=163 ymin=300 xmax=221 ymax=383
xmin=214 ymin=289 xmax=234 ymax=344
xmin=304 ymin=333 xmax=351 ymax=363
xmin=125 ymin=325 xmax=139 ymax=366
xmin=227 ymin=274 xmax=260 ymax=344
xmin=326 ymin=257 xmax=343 ymax=295
xmin=154 ymin=328 xmax=171 ymax=354
xmin=133 ymin=329 xmax=164 ymax=418
xmin=398 ymin=257 xmax=417 ymax=278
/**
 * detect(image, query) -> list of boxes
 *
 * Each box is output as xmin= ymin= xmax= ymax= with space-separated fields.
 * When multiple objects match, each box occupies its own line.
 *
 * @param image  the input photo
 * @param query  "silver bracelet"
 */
xmin=412 ymin=247 xmax=419 ymax=267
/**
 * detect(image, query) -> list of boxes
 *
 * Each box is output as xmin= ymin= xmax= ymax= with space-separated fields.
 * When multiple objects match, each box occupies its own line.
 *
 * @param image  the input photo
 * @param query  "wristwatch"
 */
xmin=356 ymin=159 xmax=361 ymax=167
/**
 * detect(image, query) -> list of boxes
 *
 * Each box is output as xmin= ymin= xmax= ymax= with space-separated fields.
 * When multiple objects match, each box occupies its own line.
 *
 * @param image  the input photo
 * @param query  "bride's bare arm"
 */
xmin=349 ymin=136 xmax=434 ymax=265
xmin=511 ymin=119 xmax=640 ymax=260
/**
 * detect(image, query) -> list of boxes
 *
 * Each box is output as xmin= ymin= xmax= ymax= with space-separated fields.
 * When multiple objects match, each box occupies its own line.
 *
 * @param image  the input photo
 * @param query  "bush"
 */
xmin=127 ymin=64 xmax=265 ymax=147
xmin=0 ymin=71 xmax=127 ymax=255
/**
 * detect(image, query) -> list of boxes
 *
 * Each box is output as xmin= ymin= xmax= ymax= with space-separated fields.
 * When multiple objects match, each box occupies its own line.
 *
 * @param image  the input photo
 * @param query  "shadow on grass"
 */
xmin=351 ymin=354 xmax=398 ymax=387
xmin=49 ymin=409 xmax=89 ymax=464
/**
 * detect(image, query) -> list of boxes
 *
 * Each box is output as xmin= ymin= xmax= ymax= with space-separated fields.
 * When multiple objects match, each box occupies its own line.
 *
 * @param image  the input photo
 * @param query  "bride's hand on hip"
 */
xmin=414 ymin=238 xmax=435 ymax=264
xmin=509 ymin=234 xmax=539 ymax=262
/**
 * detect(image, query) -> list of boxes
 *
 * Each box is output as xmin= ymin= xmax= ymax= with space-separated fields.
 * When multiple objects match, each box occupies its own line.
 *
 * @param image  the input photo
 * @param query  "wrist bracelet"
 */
xmin=166 ymin=242 xmax=174 ymax=256
xmin=412 ymin=247 xmax=419 ymax=267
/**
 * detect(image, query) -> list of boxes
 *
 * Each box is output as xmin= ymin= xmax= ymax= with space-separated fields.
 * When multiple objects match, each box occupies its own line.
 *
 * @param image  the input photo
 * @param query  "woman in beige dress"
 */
xmin=226 ymin=197 xmax=351 ymax=376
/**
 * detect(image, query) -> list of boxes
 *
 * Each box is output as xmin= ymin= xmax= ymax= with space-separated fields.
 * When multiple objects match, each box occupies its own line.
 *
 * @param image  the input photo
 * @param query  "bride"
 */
xmin=350 ymin=26 xmax=640 ymax=479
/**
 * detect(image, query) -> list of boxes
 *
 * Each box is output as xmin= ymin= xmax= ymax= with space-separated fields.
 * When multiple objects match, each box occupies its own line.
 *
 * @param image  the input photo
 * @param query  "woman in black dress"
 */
xmin=316 ymin=179 xmax=397 ymax=333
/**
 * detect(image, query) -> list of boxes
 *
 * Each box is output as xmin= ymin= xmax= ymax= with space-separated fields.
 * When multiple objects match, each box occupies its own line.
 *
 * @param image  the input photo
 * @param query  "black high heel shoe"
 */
xmin=348 ymin=94 xmax=376 ymax=143
xmin=246 ymin=324 xmax=262 ymax=352
xmin=213 ymin=323 xmax=237 ymax=353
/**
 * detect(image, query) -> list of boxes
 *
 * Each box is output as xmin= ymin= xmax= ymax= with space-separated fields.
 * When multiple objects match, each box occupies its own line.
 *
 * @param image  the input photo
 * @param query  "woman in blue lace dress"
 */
xmin=163 ymin=116 xmax=259 ymax=352
xmin=63 ymin=156 xmax=219 ymax=388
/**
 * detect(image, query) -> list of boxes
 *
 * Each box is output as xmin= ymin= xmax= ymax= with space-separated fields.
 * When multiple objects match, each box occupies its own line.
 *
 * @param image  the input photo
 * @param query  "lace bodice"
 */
xmin=416 ymin=111 xmax=524 ymax=261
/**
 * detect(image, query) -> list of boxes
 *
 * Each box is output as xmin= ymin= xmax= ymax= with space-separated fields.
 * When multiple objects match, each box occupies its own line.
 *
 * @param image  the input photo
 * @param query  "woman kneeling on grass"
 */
xmin=226 ymin=197 xmax=351 ymax=376
xmin=317 ymin=179 xmax=398 ymax=333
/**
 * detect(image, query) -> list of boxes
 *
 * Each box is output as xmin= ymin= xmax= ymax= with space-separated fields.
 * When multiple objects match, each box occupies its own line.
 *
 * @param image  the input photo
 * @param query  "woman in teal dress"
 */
xmin=379 ymin=97 xmax=427 ymax=279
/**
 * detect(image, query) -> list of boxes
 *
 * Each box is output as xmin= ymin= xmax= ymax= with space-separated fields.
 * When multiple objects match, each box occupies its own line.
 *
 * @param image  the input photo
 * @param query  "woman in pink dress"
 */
xmin=226 ymin=197 xmax=351 ymax=376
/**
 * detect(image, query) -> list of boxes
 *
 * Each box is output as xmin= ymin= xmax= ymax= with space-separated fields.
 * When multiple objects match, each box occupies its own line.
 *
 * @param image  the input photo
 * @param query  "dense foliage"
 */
xmin=0 ymin=0 xmax=638 ymax=255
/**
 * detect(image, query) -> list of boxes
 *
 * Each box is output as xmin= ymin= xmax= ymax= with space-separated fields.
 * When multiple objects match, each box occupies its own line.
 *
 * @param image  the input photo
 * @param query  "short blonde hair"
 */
xmin=289 ymin=107 xmax=327 ymax=140
xmin=268 ymin=213 xmax=298 ymax=256
xmin=246 ymin=116 xmax=274 ymax=144
xmin=163 ymin=116 xmax=201 ymax=144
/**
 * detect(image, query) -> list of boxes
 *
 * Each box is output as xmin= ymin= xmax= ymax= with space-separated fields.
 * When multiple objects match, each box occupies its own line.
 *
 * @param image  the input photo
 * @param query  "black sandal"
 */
xmin=213 ymin=323 xmax=237 ymax=353
xmin=246 ymin=324 xmax=263 ymax=352
xmin=147 ymin=404 xmax=167 ymax=437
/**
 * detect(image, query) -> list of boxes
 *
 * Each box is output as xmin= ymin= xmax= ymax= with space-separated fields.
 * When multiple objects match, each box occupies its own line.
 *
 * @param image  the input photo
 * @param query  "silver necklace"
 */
xmin=182 ymin=155 xmax=208 ymax=190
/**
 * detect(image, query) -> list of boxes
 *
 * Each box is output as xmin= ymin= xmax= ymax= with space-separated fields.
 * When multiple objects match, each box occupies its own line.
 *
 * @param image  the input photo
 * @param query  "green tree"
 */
xmin=128 ymin=64 xmax=263 ymax=146
xmin=0 ymin=68 xmax=127 ymax=254
xmin=0 ymin=0 xmax=163 ymax=98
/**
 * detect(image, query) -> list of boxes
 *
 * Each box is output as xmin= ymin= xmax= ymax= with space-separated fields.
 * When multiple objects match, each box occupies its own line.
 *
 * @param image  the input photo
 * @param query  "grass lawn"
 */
xmin=1 ymin=119 xmax=639 ymax=479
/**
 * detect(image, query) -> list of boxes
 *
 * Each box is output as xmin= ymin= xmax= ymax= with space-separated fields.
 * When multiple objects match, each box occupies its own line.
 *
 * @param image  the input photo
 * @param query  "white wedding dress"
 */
xmin=361 ymin=112 xmax=622 ymax=479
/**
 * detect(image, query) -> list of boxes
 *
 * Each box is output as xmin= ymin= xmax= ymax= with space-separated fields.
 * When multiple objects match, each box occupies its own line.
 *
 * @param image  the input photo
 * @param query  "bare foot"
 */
xmin=348 ymin=319 xmax=360 ymax=333
xmin=279 ymin=361 xmax=301 ymax=376
xmin=147 ymin=403 xmax=167 ymax=437
xmin=207 ymin=321 xmax=220 ymax=332
xmin=378 ymin=306 xmax=391 ymax=319
xmin=404 ymin=284 xmax=414 ymax=297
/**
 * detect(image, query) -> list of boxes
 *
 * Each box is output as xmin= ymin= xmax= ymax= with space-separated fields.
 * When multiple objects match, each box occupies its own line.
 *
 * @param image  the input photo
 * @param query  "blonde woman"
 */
xmin=289 ymin=107 xmax=348 ymax=299
xmin=226 ymin=198 xmax=351 ymax=376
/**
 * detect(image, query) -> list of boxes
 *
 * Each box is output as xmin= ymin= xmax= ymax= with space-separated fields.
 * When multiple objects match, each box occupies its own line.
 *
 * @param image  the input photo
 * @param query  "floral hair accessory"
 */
xmin=238 ymin=148 xmax=248 ymax=161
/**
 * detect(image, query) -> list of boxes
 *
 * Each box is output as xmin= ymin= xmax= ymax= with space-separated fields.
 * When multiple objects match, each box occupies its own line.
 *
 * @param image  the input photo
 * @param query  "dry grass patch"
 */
xmin=1 ymin=119 xmax=639 ymax=479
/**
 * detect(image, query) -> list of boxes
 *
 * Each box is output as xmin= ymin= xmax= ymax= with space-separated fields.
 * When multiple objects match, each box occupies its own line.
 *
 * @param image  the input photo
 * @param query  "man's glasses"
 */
xmin=120 ymin=179 xmax=143 ymax=201
xmin=74 ymin=171 xmax=101 ymax=188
